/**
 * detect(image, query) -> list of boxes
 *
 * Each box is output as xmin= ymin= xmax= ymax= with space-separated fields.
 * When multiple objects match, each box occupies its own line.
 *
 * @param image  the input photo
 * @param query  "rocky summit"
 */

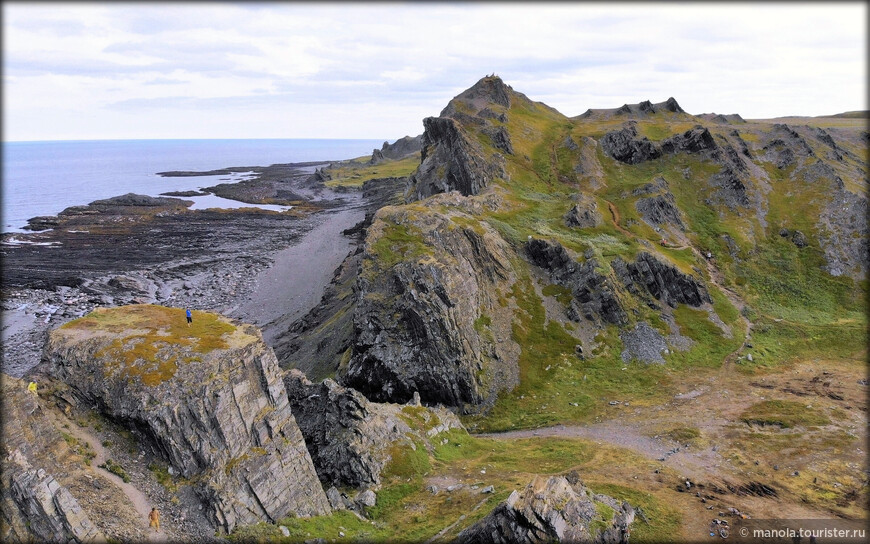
xmin=2 ymin=74 xmax=867 ymax=543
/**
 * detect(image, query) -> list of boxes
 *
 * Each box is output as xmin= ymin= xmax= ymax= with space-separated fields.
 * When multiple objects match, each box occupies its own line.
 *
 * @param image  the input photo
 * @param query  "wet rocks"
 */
xmin=343 ymin=201 xmax=520 ymax=410
xmin=46 ymin=306 xmax=330 ymax=533
xmin=456 ymin=475 xmax=635 ymax=544
xmin=284 ymin=370 xmax=462 ymax=489
xmin=600 ymin=124 xmax=661 ymax=164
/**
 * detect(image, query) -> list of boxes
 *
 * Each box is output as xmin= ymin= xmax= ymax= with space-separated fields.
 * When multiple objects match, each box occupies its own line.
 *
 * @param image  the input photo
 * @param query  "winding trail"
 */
xmin=46 ymin=410 xmax=163 ymax=541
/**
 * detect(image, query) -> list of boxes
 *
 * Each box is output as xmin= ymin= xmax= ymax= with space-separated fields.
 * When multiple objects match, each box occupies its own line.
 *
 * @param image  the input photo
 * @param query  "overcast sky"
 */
xmin=3 ymin=2 xmax=866 ymax=142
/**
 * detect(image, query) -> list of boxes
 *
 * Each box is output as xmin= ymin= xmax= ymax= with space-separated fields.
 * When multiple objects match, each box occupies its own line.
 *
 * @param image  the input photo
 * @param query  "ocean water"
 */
xmin=2 ymin=139 xmax=385 ymax=233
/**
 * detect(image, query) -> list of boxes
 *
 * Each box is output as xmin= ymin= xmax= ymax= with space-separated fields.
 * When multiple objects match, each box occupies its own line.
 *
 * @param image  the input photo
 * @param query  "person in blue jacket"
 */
xmin=186 ymin=308 xmax=192 ymax=327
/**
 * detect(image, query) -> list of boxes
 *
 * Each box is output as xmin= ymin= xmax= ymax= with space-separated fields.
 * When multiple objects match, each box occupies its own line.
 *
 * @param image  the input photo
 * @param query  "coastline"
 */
xmin=0 ymin=161 xmax=367 ymax=378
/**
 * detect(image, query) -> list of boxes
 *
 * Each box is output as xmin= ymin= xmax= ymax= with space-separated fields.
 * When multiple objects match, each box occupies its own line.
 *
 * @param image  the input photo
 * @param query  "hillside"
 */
xmin=3 ymin=76 xmax=866 ymax=543
xmin=292 ymin=76 xmax=869 ymax=539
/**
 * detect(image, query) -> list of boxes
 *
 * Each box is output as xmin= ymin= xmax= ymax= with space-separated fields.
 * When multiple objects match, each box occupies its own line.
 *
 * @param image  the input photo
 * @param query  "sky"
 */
xmin=3 ymin=2 xmax=866 ymax=142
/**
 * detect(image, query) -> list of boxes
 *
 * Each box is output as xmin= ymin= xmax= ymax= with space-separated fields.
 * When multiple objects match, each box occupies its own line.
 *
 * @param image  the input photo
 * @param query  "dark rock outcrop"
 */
xmin=525 ymin=239 xmax=625 ymax=325
xmin=709 ymin=165 xmax=751 ymax=209
xmin=615 ymin=253 xmax=711 ymax=308
xmin=406 ymin=116 xmax=506 ymax=201
xmin=46 ymin=306 xmax=330 ymax=533
xmin=285 ymin=370 xmax=462 ymax=489
xmin=662 ymin=97 xmax=684 ymax=113
xmin=661 ymin=126 xmax=717 ymax=155
xmin=343 ymin=200 xmax=520 ymax=410
xmin=484 ymin=125 xmax=514 ymax=155
xmin=600 ymin=124 xmax=661 ymax=164
xmin=564 ymin=194 xmax=603 ymax=228
xmin=456 ymin=475 xmax=635 ymax=544
xmin=635 ymin=193 xmax=685 ymax=230
xmin=376 ymin=135 xmax=423 ymax=161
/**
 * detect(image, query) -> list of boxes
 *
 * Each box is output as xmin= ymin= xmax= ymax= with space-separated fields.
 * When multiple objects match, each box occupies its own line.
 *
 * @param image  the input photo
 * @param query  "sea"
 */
xmin=2 ymin=139 xmax=385 ymax=233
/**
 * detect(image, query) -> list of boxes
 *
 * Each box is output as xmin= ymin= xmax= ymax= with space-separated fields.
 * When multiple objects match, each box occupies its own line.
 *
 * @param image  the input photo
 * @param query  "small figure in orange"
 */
xmin=149 ymin=507 xmax=160 ymax=532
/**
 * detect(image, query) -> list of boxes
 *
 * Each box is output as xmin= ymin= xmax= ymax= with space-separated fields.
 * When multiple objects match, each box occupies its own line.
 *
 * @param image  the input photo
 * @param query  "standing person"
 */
xmin=149 ymin=507 xmax=160 ymax=532
xmin=186 ymin=308 xmax=192 ymax=327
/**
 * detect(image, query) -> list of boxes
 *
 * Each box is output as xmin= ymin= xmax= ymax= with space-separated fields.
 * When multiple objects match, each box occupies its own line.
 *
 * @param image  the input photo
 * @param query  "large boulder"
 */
xmin=46 ymin=305 xmax=330 ymax=533
xmin=456 ymin=475 xmax=635 ymax=543
xmin=342 ymin=198 xmax=520 ymax=411
xmin=284 ymin=370 xmax=463 ymax=489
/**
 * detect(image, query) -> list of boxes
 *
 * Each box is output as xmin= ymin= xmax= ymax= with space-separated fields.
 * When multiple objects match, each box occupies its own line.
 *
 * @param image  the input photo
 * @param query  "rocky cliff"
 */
xmin=1 ymin=377 xmax=139 ymax=543
xmin=285 ymin=370 xmax=463 ymax=489
xmin=342 ymin=191 xmax=520 ymax=411
xmin=456 ymin=475 xmax=636 ymax=544
xmin=45 ymin=305 xmax=330 ymax=533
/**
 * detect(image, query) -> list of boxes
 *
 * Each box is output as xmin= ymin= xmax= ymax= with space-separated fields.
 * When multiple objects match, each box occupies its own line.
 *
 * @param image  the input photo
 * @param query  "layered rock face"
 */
xmin=525 ymin=238 xmax=626 ymax=325
xmin=456 ymin=475 xmax=635 ymax=544
xmin=407 ymin=116 xmax=506 ymax=201
xmin=46 ymin=305 xmax=330 ymax=533
xmin=600 ymin=123 xmax=661 ymax=164
xmin=615 ymin=252 xmax=711 ymax=308
xmin=285 ymin=370 xmax=463 ymax=489
xmin=1 ymin=379 xmax=106 ymax=543
xmin=342 ymin=196 xmax=520 ymax=411
xmin=369 ymin=135 xmax=422 ymax=164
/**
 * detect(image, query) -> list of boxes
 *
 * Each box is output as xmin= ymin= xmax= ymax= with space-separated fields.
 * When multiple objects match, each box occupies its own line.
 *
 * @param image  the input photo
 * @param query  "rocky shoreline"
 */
xmin=1 ymin=161 xmax=365 ymax=379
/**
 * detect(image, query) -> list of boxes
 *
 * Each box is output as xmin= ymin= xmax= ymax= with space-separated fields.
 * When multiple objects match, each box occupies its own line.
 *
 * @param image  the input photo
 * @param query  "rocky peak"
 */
xmin=441 ymin=75 xmax=513 ymax=117
xmin=662 ymin=97 xmax=684 ymax=112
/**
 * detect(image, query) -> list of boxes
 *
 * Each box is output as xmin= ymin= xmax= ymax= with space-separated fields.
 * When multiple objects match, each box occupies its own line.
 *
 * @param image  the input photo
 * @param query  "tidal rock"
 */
xmin=343 ymin=201 xmax=520 ymax=410
xmin=285 ymin=370 xmax=462 ymax=488
xmin=46 ymin=305 xmax=330 ymax=533
xmin=600 ymin=124 xmax=661 ymax=164
xmin=407 ymin=116 xmax=507 ymax=201
xmin=456 ymin=475 xmax=635 ymax=544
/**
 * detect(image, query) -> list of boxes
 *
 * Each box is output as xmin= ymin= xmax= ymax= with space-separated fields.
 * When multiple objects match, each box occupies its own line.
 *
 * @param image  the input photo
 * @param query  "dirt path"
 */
xmin=46 ymin=410 xmax=164 ymax=541
xmin=476 ymin=421 xmax=724 ymax=482
xmin=605 ymin=200 xmax=635 ymax=238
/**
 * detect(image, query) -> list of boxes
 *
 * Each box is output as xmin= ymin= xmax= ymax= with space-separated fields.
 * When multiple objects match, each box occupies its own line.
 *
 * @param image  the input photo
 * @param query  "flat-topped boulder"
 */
xmin=46 ymin=305 xmax=330 ymax=533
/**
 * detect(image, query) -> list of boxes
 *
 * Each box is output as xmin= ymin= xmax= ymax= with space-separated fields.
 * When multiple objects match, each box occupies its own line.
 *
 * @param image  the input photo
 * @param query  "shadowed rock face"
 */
xmin=661 ymin=126 xmax=717 ymax=154
xmin=46 ymin=307 xmax=330 ymax=533
xmin=564 ymin=194 xmax=603 ymax=228
xmin=456 ymin=475 xmax=635 ymax=544
xmin=600 ymin=124 xmax=661 ymax=164
xmin=616 ymin=252 xmax=711 ymax=308
xmin=342 ymin=198 xmax=520 ymax=411
xmin=406 ymin=116 xmax=506 ymax=201
xmin=635 ymin=193 xmax=685 ymax=230
xmin=525 ymin=239 xmax=626 ymax=325
xmin=284 ymin=370 xmax=462 ymax=489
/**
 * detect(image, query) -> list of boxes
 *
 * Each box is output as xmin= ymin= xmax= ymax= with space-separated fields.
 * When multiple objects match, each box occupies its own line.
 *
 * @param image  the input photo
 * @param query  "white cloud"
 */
xmin=2 ymin=2 xmax=866 ymax=141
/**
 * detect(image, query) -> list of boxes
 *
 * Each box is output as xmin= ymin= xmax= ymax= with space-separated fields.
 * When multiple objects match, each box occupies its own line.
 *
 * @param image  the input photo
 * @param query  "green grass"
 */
xmin=368 ymin=221 xmax=428 ymax=271
xmin=323 ymin=154 xmax=421 ymax=188
xmin=740 ymin=400 xmax=831 ymax=428
xmin=588 ymin=483 xmax=682 ymax=543
xmin=60 ymin=305 xmax=246 ymax=387
xmin=99 ymin=459 xmax=131 ymax=483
